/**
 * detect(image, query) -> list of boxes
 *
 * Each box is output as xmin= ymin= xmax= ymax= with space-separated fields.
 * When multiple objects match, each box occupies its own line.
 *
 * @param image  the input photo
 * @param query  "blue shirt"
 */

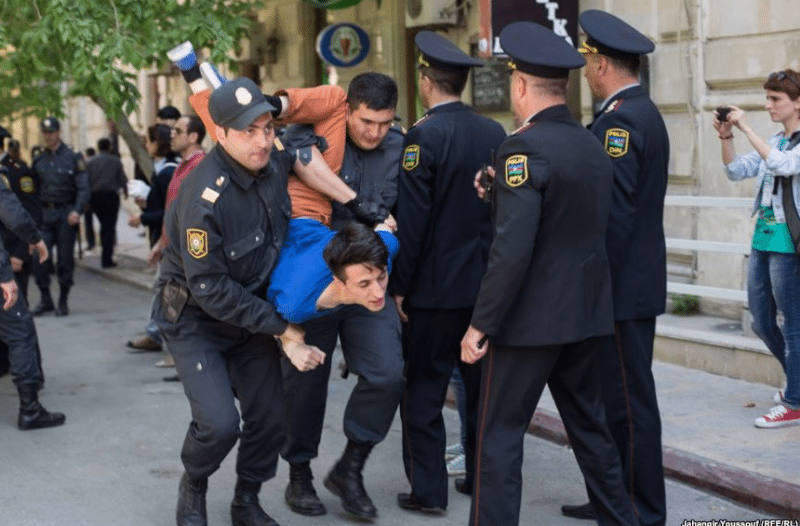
xmin=267 ymin=218 xmax=398 ymax=323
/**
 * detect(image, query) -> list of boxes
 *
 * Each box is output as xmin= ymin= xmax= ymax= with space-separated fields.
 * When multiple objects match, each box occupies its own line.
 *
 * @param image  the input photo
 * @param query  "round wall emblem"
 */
xmin=316 ymin=23 xmax=370 ymax=68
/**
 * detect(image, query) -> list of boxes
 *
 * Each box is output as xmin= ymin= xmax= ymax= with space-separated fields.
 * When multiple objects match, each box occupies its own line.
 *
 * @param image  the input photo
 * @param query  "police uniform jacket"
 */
xmin=390 ymin=101 xmax=506 ymax=309
xmin=32 ymin=143 xmax=89 ymax=213
xmin=159 ymin=142 xmax=295 ymax=336
xmin=0 ymin=152 xmax=40 ymax=262
xmin=0 ymin=183 xmax=41 ymax=283
xmin=472 ymin=105 xmax=615 ymax=347
xmin=331 ymin=128 xmax=404 ymax=229
xmin=590 ymin=85 xmax=669 ymax=320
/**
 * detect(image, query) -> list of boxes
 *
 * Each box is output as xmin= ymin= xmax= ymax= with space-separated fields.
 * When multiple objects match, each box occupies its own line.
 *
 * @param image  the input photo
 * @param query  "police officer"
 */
xmin=561 ymin=10 xmax=669 ymax=525
xmin=154 ymin=77 xmax=328 ymax=526
xmin=1 ymin=136 xmax=42 ymax=298
xmin=388 ymin=31 xmax=506 ymax=513
xmin=31 ymin=116 xmax=89 ymax=317
xmin=460 ymin=22 xmax=637 ymax=526
xmin=0 ymin=179 xmax=65 ymax=430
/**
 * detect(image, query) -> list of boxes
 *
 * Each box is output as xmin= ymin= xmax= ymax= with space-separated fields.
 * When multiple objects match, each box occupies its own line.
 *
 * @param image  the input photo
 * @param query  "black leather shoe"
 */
xmin=231 ymin=478 xmax=278 ymax=526
xmin=397 ymin=493 xmax=445 ymax=514
xmin=176 ymin=473 xmax=207 ymax=526
xmin=17 ymin=384 xmax=65 ymax=430
xmin=32 ymin=290 xmax=54 ymax=316
xmin=454 ymin=477 xmax=472 ymax=496
xmin=55 ymin=288 xmax=69 ymax=317
xmin=561 ymin=502 xmax=595 ymax=520
xmin=324 ymin=440 xmax=377 ymax=519
xmin=285 ymin=462 xmax=326 ymax=516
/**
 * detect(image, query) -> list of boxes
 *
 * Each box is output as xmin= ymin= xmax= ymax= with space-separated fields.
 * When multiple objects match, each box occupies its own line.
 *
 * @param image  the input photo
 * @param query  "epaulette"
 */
xmin=604 ymin=99 xmax=624 ymax=114
xmin=410 ymin=114 xmax=432 ymax=129
xmin=200 ymin=173 xmax=230 ymax=204
xmin=511 ymin=121 xmax=536 ymax=136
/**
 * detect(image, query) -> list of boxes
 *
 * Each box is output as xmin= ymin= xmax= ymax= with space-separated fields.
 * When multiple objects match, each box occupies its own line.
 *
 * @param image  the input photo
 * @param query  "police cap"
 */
xmin=41 ymin=117 xmax=60 ymax=133
xmin=579 ymin=10 xmax=654 ymax=59
xmin=208 ymin=77 xmax=276 ymax=131
xmin=499 ymin=22 xmax=585 ymax=79
xmin=415 ymin=31 xmax=483 ymax=73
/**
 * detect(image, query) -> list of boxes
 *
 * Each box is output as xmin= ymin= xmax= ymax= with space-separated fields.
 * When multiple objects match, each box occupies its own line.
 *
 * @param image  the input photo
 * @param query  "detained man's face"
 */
xmin=346 ymin=103 xmax=395 ymax=151
xmin=338 ymin=263 xmax=388 ymax=311
xmin=216 ymin=113 xmax=275 ymax=173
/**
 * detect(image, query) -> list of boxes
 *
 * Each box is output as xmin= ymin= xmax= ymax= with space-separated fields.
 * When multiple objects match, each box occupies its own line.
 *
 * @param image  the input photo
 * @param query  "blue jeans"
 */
xmin=748 ymin=249 xmax=800 ymax=409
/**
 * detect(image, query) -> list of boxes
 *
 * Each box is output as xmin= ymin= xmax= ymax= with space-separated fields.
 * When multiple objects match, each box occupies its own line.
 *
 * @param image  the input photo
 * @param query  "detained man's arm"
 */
xmin=293 ymin=145 xmax=357 ymax=204
xmin=277 ymin=323 xmax=326 ymax=372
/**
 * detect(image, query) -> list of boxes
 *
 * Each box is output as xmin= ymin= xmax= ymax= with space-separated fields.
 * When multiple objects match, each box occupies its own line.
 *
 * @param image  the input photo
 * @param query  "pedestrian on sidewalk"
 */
xmin=715 ymin=68 xmax=800 ymax=428
xmin=560 ymin=10 xmax=670 ymax=525
xmin=86 ymin=137 xmax=127 ymax=268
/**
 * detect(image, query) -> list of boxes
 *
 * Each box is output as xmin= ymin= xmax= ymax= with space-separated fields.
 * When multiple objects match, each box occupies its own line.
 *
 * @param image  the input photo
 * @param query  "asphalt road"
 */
xmin=0 ymin=268 xmax=777 ymax=525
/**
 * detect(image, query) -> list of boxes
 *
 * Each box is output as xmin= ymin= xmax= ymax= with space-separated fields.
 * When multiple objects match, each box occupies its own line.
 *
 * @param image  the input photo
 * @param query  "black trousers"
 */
xmin=600 ymin=319 xmax=665 ymax=526
xmin=281 ymin=297 xmax=404 ymax=464
xmin=90 ymin=190 xmax=120 ymax=267
xmin=34 ymin=206 xmax=77 ymax=291
xmin=0 ymin=266 xmax=43 ymax=381
xmin=157 ymin=303 xmax=285 ymax=483
xmin=400 ymin=306 xmax=481 ymax=509
xmin=470 ymin=338 xmax=638 ymax=526
xmin=0 ymin=292 xmax=44 ymax=388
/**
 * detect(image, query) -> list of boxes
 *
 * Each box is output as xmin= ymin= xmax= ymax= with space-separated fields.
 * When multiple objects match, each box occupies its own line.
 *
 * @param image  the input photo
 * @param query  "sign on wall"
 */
xmin=479 ymin=0 xmax=579 ymax=56
xmin=316 ymin=23 xmax=371 ymax=68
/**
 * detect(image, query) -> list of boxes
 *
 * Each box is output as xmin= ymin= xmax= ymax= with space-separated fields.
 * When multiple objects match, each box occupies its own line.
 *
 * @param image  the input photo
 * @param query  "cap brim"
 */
xmin=225 ymin=101 xmax=276 ymax=130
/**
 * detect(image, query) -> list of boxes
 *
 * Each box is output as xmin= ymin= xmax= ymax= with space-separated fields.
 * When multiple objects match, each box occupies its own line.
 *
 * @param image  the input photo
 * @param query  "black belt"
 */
xmin=42 ymin=202 xmax=70 ymax=209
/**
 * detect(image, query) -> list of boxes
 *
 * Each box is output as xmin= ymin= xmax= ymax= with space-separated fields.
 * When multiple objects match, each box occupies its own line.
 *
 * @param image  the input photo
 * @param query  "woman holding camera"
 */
xmin=715 ymin=69 xmax=800 ymax=428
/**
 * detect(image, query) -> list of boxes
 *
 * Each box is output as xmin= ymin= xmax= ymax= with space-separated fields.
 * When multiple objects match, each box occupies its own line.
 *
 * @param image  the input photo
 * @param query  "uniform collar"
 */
xmin=425 ymin=100 xmax=467 ymax=116
xmin=596 ymin=84 xmax=642 ymax=116
xmin=212 ymin=144 xmax=266 ymax=190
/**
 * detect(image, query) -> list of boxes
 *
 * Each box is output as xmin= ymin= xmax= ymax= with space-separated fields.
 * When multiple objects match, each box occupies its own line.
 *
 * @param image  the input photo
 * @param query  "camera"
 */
xmin=715 ymin=106 xmax=731 ymax=122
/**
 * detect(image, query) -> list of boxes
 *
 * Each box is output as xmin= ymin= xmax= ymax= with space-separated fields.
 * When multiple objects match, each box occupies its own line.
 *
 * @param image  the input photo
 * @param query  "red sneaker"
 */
xmin=755 ymin=404 xmax=800 ymax=428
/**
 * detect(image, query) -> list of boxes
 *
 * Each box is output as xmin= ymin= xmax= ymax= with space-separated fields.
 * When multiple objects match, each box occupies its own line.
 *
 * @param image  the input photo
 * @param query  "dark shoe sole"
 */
xmin=561 ymin=502 xmax=595 ymax=520
xmin=397 ymin=493 xmax=445 ymax=515
xmin=286 ymin=500 xmax=327 ymax=516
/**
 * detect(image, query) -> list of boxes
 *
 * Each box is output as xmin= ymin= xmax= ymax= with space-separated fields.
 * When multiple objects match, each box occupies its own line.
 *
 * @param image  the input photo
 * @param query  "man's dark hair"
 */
xmin=419 ymin=66 xmax=469 ymax=97
xmin=96 ymin=137 xmax=112 ymax=153
xmin=186 ymin=115 xmax=206 ymax=144
xmin=148 ymin=123 xmax=175 ymax=158
xmin=606 ymin=54 xmax=641 ymax=77
xmin=347 ymin=72 xmax=398 ymax=111
xmin=323 ymin=222 xmax=388 ymax=282
xmin=157 ymin=105 xmax=181 ymax=120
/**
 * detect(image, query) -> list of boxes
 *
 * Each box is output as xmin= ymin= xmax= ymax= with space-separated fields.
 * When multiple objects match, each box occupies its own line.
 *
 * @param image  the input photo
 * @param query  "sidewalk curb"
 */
xmin=527 ymin=407 xmax=800 ymax=518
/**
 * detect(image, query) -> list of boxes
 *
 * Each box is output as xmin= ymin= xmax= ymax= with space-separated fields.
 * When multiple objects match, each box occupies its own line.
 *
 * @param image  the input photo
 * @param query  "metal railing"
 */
xmin=664 ymin=195 xmax=750 ymax=303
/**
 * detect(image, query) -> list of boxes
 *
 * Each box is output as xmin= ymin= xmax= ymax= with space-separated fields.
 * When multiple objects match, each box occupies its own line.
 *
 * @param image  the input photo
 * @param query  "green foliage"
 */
xmin=669 ymin=293 xmax=700 ymax=316
xmin=0 ymin=0 xmax=260 ymax=120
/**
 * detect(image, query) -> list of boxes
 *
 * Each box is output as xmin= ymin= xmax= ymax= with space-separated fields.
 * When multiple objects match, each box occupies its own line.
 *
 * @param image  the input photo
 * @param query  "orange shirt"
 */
xmin=189 ymin=85 xmax=347 ymax=225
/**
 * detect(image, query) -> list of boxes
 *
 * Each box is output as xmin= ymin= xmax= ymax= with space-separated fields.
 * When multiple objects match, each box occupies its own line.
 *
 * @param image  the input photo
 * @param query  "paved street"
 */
xmin=0 ymin=267 xmax=778 ymax=525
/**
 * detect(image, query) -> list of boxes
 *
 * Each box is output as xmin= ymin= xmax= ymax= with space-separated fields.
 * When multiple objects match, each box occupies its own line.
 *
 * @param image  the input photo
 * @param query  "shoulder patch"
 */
xmin=604 ymin=128 xmax=630 ymax=158
xmin=402 ymin=145 xmax=420 ymax=171
xmin=201 ymin=187 xmax=220 ymax=203
xmin=186 ymin=228 xmax=208 ymax=259
xmin=605 ymin=99 xmax=624 ymax=113
xmin=19 ymin=176 xmax=35 ymax=193
xmin=505 ymin=155 xmax=529 ymax=187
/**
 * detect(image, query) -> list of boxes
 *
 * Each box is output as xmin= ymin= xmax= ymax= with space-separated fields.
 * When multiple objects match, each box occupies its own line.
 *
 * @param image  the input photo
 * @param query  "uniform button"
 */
xmin=196 ymin=362 xmax=203 ymax=371
xmin=255 ymin=236 xmax=260 ymax=242
xmin=230 ymin=251 xmax=236 ymax=257
xmin=268 ymin=208 xmax=272 ymax=214
xmin=200 ymin=283 xmax=206 ymax=289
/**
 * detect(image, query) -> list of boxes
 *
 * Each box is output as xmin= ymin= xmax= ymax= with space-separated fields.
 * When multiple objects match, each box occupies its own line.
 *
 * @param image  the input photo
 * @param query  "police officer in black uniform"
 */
xmin=389 ymin=31 xmax=506 ymax=513
xmin=1 ymin=136 xmax=42 ymax=298
xmin=460 ymin=22 xmax=637 ymax=526
xmin=561 ymin=10 xmax=669 ymax=525
xmin=0 ymin=179 xmax=65 ymax=430
xmin=31 ymin=116 xmax=89 ymax=317
xmin=154 ymin=77 xmax=328 ymax=526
